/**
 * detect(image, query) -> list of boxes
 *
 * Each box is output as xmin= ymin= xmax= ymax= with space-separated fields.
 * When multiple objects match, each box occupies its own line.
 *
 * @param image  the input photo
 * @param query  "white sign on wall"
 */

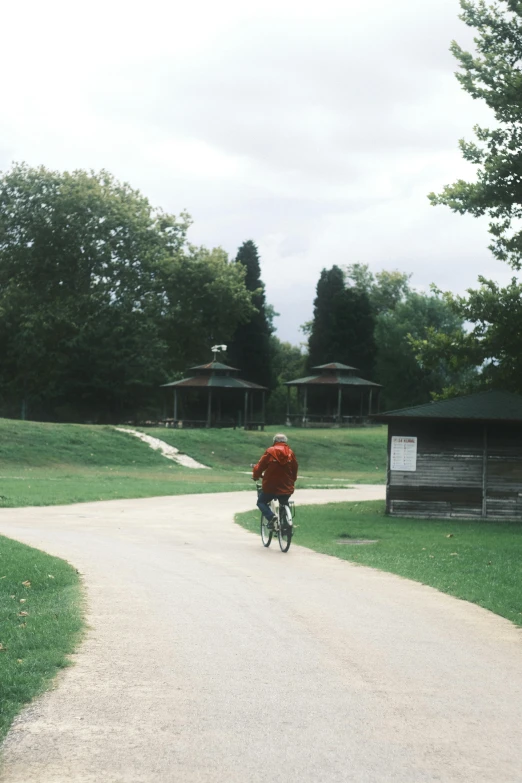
xmin=390 ymin=436 xmax=417 ymax=472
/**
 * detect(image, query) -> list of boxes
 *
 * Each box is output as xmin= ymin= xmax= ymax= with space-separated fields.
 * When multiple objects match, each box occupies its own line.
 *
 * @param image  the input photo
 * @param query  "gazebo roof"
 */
xmin=162 ymin=375 xmax=266 ymax=390
xmin=285 ymin=375 xmax=380 ymax=388
xmin=285 ymin=359 xmax=380 ymax=388
xmin=312 ymin=362 xmax=358 ymax=371
xmin=285 ymin=371 xmax=381 ymax=388
xmin=162 ymin=359 xmax=267 ymax=390
xmin=373 ymin=390 xmax=522 ymax=422
xmin=188 ymin=361 xmax=240 ymax=372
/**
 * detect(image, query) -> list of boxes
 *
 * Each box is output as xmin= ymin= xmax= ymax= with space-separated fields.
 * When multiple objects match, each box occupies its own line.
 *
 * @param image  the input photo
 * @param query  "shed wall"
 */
xmin=386 ymin=421 xmax=522 ymax=520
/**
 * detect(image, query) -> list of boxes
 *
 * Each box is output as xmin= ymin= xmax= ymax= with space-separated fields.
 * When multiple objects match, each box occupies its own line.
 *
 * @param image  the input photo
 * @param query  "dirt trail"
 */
xmin=115 ymin=427 xmax=210 ymax=469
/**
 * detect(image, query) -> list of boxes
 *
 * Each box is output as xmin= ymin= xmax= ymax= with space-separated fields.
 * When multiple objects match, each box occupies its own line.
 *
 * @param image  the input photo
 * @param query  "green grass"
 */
xmin=0 ymin=536 xmax=83 ymax=740
xmin=0 ymin=419 xmax=386 ymax=508
xmin=235 ymin=500 xmax=522 ymax=627
xmin=147 ymin=425 xmax=386 ymax=480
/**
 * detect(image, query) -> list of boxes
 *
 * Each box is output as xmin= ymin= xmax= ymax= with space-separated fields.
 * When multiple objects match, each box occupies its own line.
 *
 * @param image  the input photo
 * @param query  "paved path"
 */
xmin=1 ymin=486 xmax=522 ymax=783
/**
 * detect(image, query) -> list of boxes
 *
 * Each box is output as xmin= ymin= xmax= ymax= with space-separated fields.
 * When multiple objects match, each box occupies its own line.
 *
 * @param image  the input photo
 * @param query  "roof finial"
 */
xmin=211 ymin=344 xmax=227 ymax=362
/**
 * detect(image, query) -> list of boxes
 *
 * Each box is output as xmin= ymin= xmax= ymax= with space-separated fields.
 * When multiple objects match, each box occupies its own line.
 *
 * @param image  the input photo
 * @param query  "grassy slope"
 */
xmin=236 ymin=500 xmax=522 ymax=627
xmin=0 ymin=420 xmax=387 ymax=508
xmin=0 ymin=535 xmax=83 ymax=740
xmin=145 ymin=426 xmax=387 ymax=483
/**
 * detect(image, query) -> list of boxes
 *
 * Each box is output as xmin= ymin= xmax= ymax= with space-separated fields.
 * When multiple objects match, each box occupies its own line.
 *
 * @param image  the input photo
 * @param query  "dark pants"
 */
xmin=257 ymin=491 xmax=291 ymax=522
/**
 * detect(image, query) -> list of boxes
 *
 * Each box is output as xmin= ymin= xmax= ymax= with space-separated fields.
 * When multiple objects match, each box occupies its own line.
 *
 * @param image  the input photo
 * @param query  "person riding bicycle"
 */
xmin=252 ymin=433 xmax=298 ymax=530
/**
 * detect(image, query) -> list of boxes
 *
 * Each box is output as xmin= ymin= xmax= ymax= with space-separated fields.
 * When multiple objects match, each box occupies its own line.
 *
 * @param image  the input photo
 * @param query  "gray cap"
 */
xmin=273 ymin=433 xmax=288 ymax=443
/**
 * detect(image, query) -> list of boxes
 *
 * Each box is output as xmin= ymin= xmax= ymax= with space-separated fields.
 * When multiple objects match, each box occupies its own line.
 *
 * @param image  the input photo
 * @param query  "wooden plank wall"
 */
xmin=386 ymin=421 xmax=522 ymax=520
xmin=487 ymin=426 xmax=522 ymax=519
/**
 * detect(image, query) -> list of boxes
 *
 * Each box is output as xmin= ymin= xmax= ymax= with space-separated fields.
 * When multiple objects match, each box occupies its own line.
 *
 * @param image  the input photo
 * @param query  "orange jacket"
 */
xmin=253 ymin=443 xmax=298 ymax=495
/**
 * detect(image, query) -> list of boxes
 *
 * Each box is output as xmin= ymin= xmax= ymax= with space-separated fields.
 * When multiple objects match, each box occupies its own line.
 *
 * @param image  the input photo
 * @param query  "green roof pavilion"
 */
xmin=162 ymin=361 xmax=267 ymax=429
xmin=285 ymin=362 xmax=382 ymax=426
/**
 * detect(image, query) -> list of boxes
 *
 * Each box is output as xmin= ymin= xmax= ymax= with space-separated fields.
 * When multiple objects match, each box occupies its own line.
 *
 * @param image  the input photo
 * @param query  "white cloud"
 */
xmin=0 ymin=0 xmax=509 ymax=345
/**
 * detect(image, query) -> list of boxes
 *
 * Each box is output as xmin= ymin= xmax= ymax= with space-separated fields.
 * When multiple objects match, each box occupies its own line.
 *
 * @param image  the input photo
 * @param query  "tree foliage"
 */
xmin=376 ymin=293 xmax=472 ymax=409
xmin=345 ymin=263 xmax=470 ymax=408
xmin=265 ymin=337 xmax=306 ymax=422
xmin=226 ymin=240 xmax=275 ymax=389
xmin=345 ymin=263 xmax=411 ymax=314
xmin=160 ymin=245 xmax=254 ymax=372
xmin=430 ymin=0 xmax=522 ymax=267
xmin=424 ymin=0 xmax=522 ymax=394
xmin=0 ymin=164 xmax=253 ymax=421
xmin=307 ymin=265 xmax=376 ymax=377
xmin=413 ymin=278 xmax=522 ymax=394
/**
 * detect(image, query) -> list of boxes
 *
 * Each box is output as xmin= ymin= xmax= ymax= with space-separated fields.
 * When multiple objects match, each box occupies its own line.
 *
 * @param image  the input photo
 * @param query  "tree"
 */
xmin=305 ymin=266 xmax=375 ymax=376
xmin=430 ymin=0 xmax=522 ymax=268
xmin=159 ymin=245 xmax=255 ymax=372
xmin=413 ymin=279 xmax=522 ymax=394
xmin=307 ymin=265 xmax=376 ymax=375
xmin=0 ymin=164 xmax=180 ymax=420
xmin=425 ymin=0 xmax=522 ymax=393
xmin=307 ymin=266 xmax=345 ymax=369
xmin=345 ymin=263 xmax=471 ymax=407
xmin=0 ymin=164 xmax=254 ymax=421
xmin=375 ymin=293 xmax=472 ymax=409
xmin=345 ymin=263 xmax=411 ymax=314
xmin=265 ymin=337 xmax=306 ymax=423
xmin=330 ymin=287 xmax=376 ymax=377
xmin=226 ymin=240 xmax=275 ymax=388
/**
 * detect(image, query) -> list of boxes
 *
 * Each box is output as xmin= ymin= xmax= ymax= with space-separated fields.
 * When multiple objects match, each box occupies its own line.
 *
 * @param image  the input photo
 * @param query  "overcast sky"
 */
xmin=1 ymin=0 xmax=512 ymax=345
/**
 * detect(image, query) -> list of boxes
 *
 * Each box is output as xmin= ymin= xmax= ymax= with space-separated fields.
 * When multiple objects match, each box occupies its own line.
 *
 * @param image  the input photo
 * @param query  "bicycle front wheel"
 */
xmin=260 ymin=513 xmax=273 ymax=547
xmin=278 ymin=505 xmax=292 ymax=553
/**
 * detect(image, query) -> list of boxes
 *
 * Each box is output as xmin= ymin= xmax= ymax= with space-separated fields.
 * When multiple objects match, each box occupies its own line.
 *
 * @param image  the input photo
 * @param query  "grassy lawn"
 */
xmin=235 ymin=500 xmax=522 ymax=627
xmin=147 ymin=425 xmax=387 ymax=480
xmin=0 ymin=419 xmax=386 ymax=508
xmin=0 ymin=535 xmax=83 ymax=741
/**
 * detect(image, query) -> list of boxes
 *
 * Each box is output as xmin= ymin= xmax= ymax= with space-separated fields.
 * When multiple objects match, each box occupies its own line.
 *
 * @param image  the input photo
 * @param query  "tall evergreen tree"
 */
xmin=227 ymin=241 xmax=275 ymax=388
xmin=307 ymin=266 xmax=376 ymax=376
xmin=307 ymin=266 xmax=345 ymax=369
xmin=330 ymin=287 xmax=376 ymax=378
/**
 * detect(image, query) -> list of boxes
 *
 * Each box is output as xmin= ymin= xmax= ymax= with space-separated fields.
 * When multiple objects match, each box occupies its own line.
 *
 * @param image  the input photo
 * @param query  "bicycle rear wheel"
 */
xmin=278 ymin=504 xmax=293 ymax=552
xmin=260 ymin=512 xmax=273 ymax=547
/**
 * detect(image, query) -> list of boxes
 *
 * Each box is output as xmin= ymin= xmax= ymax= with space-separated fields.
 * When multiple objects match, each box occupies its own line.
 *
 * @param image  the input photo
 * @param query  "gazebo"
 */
xmin=284 ymin=362 xmax=381 ymax=426
xmin=161 ymin=361 xmax=267 ymax=429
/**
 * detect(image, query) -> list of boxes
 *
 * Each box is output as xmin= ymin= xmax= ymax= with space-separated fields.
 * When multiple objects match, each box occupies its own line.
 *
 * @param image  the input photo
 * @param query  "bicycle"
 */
xmin=256 ymin=482 xmax=295 ymax=553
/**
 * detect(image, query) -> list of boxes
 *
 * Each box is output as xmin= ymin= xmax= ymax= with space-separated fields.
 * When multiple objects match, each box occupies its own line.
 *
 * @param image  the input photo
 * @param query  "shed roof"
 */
xmin=374 ymin=390 xmax=522 ymax=422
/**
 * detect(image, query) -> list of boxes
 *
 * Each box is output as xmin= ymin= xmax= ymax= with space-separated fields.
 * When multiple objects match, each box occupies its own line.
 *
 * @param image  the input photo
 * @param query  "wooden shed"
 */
xmin=374 ymin=391 xmax=522 ymax=520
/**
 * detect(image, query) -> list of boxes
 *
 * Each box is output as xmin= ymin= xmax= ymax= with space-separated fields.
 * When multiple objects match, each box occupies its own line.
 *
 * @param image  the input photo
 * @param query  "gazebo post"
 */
xmin=261 ymin=391 xmax=266 ymax=430
xmin=244 ymin=390 xmax=249 ymax=430
xmin=206 ymin=389 xmax=212 ymax=428
xmin=173 ymin=389 xmax=178 ymax=424
xmin=302 ymin=386 xmax=308 ymax=427
xmin=369 ymin=388 xmax=373 ymax=415
xmin=359 ymin=391 xmax=363 ymax=419
xmin=337 ymin=387 xmax=342 ymax=424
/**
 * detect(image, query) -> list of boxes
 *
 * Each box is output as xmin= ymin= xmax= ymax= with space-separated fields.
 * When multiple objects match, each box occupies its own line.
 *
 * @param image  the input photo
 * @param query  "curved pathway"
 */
xmin=1 ymin=486 xmax=522 ymax=782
